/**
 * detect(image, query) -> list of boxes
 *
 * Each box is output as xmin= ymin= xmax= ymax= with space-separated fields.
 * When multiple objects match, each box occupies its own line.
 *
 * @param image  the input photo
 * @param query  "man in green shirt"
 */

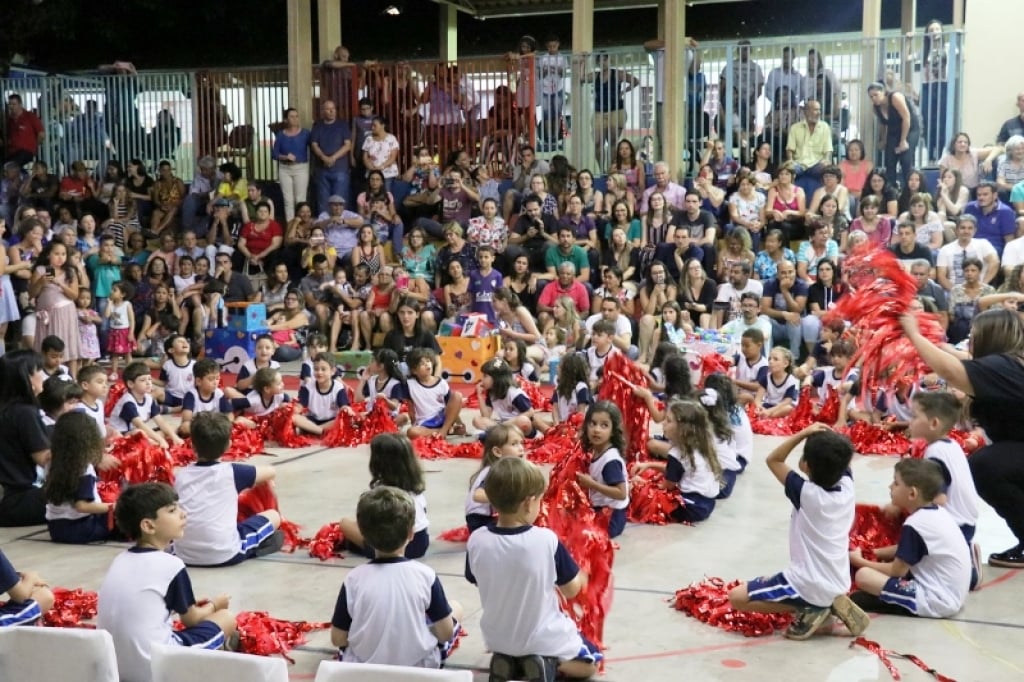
xmin=544 ymin=227 xmax=590 ymax=285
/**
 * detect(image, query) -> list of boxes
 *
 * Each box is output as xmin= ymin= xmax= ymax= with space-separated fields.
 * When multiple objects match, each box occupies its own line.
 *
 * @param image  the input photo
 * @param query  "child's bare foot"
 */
xmin=449 ymin=422 xmax=467 ymax=437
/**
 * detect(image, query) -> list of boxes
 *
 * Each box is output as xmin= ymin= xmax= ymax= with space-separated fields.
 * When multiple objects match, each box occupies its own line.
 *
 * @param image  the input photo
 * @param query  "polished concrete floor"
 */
xmin=4 ymin=363 xmax=1023 ymax=681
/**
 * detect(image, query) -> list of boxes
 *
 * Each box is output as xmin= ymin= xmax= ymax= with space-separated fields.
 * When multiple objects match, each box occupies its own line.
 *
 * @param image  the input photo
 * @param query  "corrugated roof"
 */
xmin=430 ymin=0 xmax=747 ymax=19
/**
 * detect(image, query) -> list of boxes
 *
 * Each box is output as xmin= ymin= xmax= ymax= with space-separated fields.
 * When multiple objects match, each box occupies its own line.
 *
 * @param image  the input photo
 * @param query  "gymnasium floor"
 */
xmin=4 ymin=361 xmax=1022 ymax=681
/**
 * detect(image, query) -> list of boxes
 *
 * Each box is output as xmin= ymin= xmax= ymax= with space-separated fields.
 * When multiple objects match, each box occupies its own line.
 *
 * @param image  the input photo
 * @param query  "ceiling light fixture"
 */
xmin=384 ymin=5 xmax=401 ymax=16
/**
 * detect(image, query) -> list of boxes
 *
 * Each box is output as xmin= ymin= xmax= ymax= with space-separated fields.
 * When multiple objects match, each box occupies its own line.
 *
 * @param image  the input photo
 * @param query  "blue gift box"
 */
xmin=227 ymin=303 xmax=267 ymax=331
xmin=204 ymin=327 xmax=269 ymax=373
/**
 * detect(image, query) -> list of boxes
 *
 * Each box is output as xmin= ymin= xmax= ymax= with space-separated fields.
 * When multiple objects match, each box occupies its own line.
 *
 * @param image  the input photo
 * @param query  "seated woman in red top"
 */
xmin=233 ymin=201 xmax=284 ymax=276
xmin=58 ymin=160 xmax=105 ymax=219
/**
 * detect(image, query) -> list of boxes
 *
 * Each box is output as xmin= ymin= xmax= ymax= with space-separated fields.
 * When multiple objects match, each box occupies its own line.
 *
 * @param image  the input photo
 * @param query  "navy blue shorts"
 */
xmin=172 ymin=619 xmax=226 ymax=649
xmin=47 ymin=514 xmax=111 ymax=544
xmin=717 ymin=469 xmax=738 ymax=499
xmin=669 ymin=492 xmax=715 ymax=523
xmin=745 ymin=572 xmax=814 ymax=609
xmin=465 ymin=513 xmax=494 ymax=532
xmin=348 ymin=528 xmax=430 ymax=560
xmin=206 ymin=514 xmax=276 ymax=566
xmin=879 ymin=575 xmax=920 ymax=615
xmin=0 ymin=600 xmax=43 ymax=627
xmin=571 ymin=633 xmax=603 ymax=665
xmin=165 ymin=393 xmax=184 ymax=408
xmin=420 ymin=413 xmax=445 ymax=429
xmin=595 ymin=506 xmax=626 ymax=538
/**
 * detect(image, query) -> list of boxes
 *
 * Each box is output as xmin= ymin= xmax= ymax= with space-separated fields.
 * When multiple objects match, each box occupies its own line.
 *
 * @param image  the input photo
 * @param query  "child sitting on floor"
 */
xmin=98 ymin=482 xmax=237 ymax=681
xmin=696 ymin=387 xmax=743 ymax=500
xmin=173 ymin=412 xmax=283 ymax=566
xmin=229 ymin=366 xmax=322 ymax=436
xmin=732 ymin=328 xmax=768 ymax=406
xmin=226 ymin=334 xmax=279 ymax=398
xmin=465 ymin=424 xmax=526 ymax=533
xmin=405 ymin=348 xmax=466 ymax=439
xmin=630 ymin=399 xmax=723 ymax=524
xmin=903 ymin=391 xmax=983 ymax=588
xmin=850 ymin=458 xmax=971 ymax=619
xmin=340 ymin=433 xmax=430 ymax=559
xmin=0 ymin=549 xmax=54 ymax=627
xmin=534 ymin=352 xmax=591 ymax=434
xmin=44 ymin=412 xmax=114 ymax=544
xmin=729 ymin=423 xmax=869 ymax=640
xmin=754 ymin=347 xmax=800 ymax=418
xmin=575 ymin=401 xmax=630 ymax=538
xmin=76 ymin=365 xmax=111 ymax=440
xmin=330 ymin=486 xmax=463 ymax=668
xmin=109 ymin=362 xmax=183 ymax=448
xmin=298 ymin=353 xmax=355 ymax=434
xmin=357 ymin=348 xmax=410 ymax=428
xmin=634 ymin=354 xmax=694 ymax=458
xmin=473 ymin=358 xmax=536 ymax=436
xmin=158 ymin=334 xmax=195 ymax=411
xmin=467 ymin=457 xmax=602 ymax=681
xmin=177 ymin=359 xmax=230 ymax=438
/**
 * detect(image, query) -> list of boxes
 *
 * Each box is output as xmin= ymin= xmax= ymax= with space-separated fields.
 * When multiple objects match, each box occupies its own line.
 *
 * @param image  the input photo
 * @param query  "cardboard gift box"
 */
xmin=438 ymin=336 xmax=500 ymax=383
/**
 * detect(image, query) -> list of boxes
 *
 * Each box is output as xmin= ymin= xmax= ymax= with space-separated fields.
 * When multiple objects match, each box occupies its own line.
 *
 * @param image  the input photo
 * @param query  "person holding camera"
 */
xmin=413 ymin=167 xmax=479 ymax=240
xmin=508 ymin=193 xmax=560 ymax=275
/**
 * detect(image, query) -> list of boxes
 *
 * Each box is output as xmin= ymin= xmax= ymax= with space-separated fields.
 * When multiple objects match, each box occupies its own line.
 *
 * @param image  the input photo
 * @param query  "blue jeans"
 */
xmin=317 ymin=169 xmax=351 ymax=214
xmin=770 ymin=317 xmax=802 ymax=357
xmin=801 ymin=314 xmax=822 ymax=348
xmin=541 ymin=92 xmax=564 ymax=144
xmin=181 ymin=193 xmax=210 ymax=237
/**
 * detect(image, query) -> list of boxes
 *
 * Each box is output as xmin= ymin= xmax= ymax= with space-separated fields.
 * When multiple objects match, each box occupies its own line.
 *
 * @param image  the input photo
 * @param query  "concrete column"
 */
xmin=317 ymin=0 xmax=341 ymax=62
xmin=440 ymin=3 xmax=458 ymax=62
xmin=963 ymin=0 xmax=1024 ymax=141
xmin=952 ymin=0 xmax=965 ymax=28
xmin=860 ymin=0 xmax=882 ymax=162
xmin=287 ymin=0 xmax=314 ymax=125
xmin=900 ymin=0 xmax=917 ymax=34
xmin=570 ymin=0 xmax=594 ymax=170
xmin=662 ymin=0 xmax=686 ymax=177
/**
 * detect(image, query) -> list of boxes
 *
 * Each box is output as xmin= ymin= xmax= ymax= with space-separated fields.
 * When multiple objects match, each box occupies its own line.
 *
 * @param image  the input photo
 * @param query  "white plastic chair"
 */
xmin=150 ymin=642 xmax=289 ymax=682
xmin=0 ymin=626 xmax=119 ymax=682
xmin=314 ymin=660 xmax=473 ymax=682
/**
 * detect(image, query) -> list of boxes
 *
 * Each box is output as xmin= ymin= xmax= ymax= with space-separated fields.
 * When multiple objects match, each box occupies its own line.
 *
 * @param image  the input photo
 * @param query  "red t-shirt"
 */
xmin=6 ymin=110 xmax=43 ymax=155
xmin=59 ymin=176 xmax=94 ymax=199
xmin=240 ymin=221 xmax=283 ymax=255
xmin=538 ymin=280 xmax=589 ymax=315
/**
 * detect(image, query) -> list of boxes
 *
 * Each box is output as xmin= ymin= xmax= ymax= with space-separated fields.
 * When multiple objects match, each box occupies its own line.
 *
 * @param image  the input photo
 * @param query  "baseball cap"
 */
xmin=328 ymin=195 xmax=345 ymax=204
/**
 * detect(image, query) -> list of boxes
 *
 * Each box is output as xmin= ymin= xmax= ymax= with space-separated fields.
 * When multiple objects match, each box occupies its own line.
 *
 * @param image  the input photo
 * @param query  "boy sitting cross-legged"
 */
xmin=98 ymin=482 xmax=237 ymax=682
xmin=173 ymin=412 xmax=283 ymax=566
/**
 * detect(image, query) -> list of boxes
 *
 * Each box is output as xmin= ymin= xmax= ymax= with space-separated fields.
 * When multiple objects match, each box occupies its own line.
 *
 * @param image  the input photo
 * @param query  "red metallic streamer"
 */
xmin=321 ymin=399 xmax=398 ymax=447
xmin=850 ymin=637 xmax=959 ymax=682
xmin=526 ymin=412 xmax=584 ymax=465
xmin=671 ymin=577 xmax=793 ymax=637
xmin=842 ymin=422 xmax=912 ymax=456
xmin=42 ymin=588 xmax=99 ymax=628
xmin=627 ymin=469 xmax=684 ymax=525
xmin=597 ymin=353 xmax=650 ymax=461
xmin=235 ymin=611 xmax=330 ymax=663
xmin=254 ymin=403 xmax=314 ymax=448
xmin=438 ymin=525 xmax=471 ymax=542
xmin=850 ymin=504 xmax=904 ymax=561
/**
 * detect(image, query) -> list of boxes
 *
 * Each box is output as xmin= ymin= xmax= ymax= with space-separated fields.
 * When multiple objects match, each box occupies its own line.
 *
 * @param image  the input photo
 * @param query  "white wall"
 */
xmin=962 ymin=0 xmax=1024 ymax=143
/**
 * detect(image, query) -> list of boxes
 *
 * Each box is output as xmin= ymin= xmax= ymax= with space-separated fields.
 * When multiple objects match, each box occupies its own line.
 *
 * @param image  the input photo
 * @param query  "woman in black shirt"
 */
xmin=0 ymin=350 xmax=51 ymax=526
xmin=383 ymin=297 xmax=442 ymax=372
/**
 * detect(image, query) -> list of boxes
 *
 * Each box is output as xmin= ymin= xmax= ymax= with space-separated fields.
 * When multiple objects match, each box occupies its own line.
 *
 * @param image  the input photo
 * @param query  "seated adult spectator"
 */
xmin=849 ymin=195 xmax=893 ymax=248
xmin=965 ymin=181 xmax=1017 ymax=258
xmin=149 ymin=160 xmax=185 ymax=237
xmin=839 ymin=139 xmax=871 ymax=208
xmin=947 ymin=257 xmax=995 ymax=344
xmin=609 ymin=139 xmax=645 ymax=204
xmin=675 ymin=190 xmax=718 ymax=275
xmin=58 ymin=160 xmax=104 ymax=220
xmin=995 ymin=92 xmax=1024 ymax=145
xmin=583 ymin=296 xmax=638 ymax=359
xmin=760 ymin=260 xmax=808 ymax=358
xmin=433 ymin=222 xmax=477 ymax=290
xmin=241 ymin=182 xmax=274 ymax=224
xmin=502 ymin=145 xmax=549 ymax=222
xmin=936 ymin=215 xmax=999 ymax=290
xmin=316 ymin=195 xmax=363 ymax=264
xmin=299 ymin=254 xmax=335 ymax=334
xmin=997 ymin=136 xmax=1024 ymax=203
xmin=414 ymin=166 xmax=479 ymax=239
xmin=692 ymin=164 xmax=727 ymax=224
xmin=936 ymin=168 xmax=970 ymax=238
xmin=861 ymin=170 xmax=899 ymax=217
xmin=677 ymin=257 xmax=717 ymax=329
xmin=233 ymin=201 xmax=284 ymax=277
xmin=910 ymin=258 xmax=949 ymax=329
xmin=492 ymin=287 xmax=544 ymax=359
xmin=728 ymin=170 xmax=766 ymax=250
xmin=807 ymin=164 xmax=850 ymax=221
xmin=545 ymin=227 xmax=591 ymax=286
xmin=604 ymin=199 xmax=642 ymax=247
xmin=20 ymin=160 xmax=59 ymax=212
xmin=640 ymin=162 xmax=686 ymax=214
xmin=636 ymin=260 xmax=678 ymax=364
xmin=665 ymin=226 xmax=704 ymax=283
xmin=537 ymin=262 xmax=590 ymax=330
xmin=699 ymin=139 xmax=740 ymax=190
xmin=559 ymin=194 xmax=598 ymax=255
xmin=0 ymin=350 xmax=50 ymax=526
xmin=266 ymin=288 xmax=312 ymax=362
xmin=601 ymin=225 xmax=638 ymax=283
xmin=795 ymin=221 xmax=840 ymax=282
xmin=889 ymin=221 xmax=935 ymax=268
xmin=181 ymin=156 xmax=221 ymax=237
xmin=508 ymin=193 xmax=558 ymax=274
xmin=382 ymin=298 xmax=441 ymax=367
xmin=786 ymin=99 xmax=833 ymax=186
xmin=765 ymin=162 xmax=807 ymax=243
xmin=801 ymin=258 xmax=845 ymax=353
xmin=260 ymin=262 xmax=292 ymax=315
xmin=356 ymin=171 xmax=397 ymax=219
xmin=714 ymin=261 xmax=763 ymax=327
xmin=592 ymin=265 xmax=635 ymax=316
xmin=761 ymin=87 xmax=799 ymax=156
xmin=721 ymin=292 xmax=773 ymax=347
xmin=0 ymin=162 xmax=24 ymax=225
xmin=213 ymin=249 xmax=256 ymax=304
xmin=939 ymin=132 xmax=1000 ymax=196
xmin=718 ymin=226 xmax=757 ymax=283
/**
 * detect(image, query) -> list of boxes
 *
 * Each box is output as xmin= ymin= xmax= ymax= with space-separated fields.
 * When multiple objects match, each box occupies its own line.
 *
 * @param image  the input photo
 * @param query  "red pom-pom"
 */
xmin=103 ymin=432 xmax=176 ymax=485
xmin=463 ymin=391 xmax=481 ymax=409
xmin=254 ymin=403 xmax=314 ymax=448
xmin=223 ymin=422 xmax=266 ymax=460
xmin=301 ymin=522 xmax=346 ymax=561
xmin=527 ymin=413 xmax=584 ymax=464
xmin=627 ymin=469 xmax=684 ymax=525
xmin=597 ymin=353 xmax=650 ymax=461
xmin=43 ymin=587 xmax=99 ymax=628
xmin=104 ymin=382 xmax=127 ymax=418
xmin=412 ymin=435 xmax=482 ymax=460
xmin=842 ymin=421 xmax=911 ymax=456
xmin=235 ymin=611 xmax=329 ymax=661
xmin=439 ymin=525 xmax=472 ymax=542
xmin=672 ymin=577 xmax=793 ymax=636
xmin=850 ymin=503 xmax=904 ymax=561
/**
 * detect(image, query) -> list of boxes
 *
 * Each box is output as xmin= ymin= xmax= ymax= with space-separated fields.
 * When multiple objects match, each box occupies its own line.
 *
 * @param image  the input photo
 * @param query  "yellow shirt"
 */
xmin=786 ymin=120 xmax=833 ymax=167
xmin=217 ymin=178 xmax=247 ymax=201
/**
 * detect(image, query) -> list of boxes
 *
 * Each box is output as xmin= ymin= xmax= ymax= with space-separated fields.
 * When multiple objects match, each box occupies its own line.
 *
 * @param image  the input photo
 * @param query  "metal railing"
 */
xmin=0 ymin=27 xmax=962 ymax=186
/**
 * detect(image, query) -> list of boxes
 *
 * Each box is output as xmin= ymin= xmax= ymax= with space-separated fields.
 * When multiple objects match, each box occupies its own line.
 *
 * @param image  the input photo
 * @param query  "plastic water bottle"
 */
xmin=546 ymin=356 xmax=560 ymax=385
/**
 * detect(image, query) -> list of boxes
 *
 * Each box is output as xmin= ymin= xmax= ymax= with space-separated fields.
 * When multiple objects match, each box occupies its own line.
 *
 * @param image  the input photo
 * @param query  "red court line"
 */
xmin=975 ymin=567 xmax=1020 ymax=592
xmin=604 ymin=636 xmax=779 ymax=664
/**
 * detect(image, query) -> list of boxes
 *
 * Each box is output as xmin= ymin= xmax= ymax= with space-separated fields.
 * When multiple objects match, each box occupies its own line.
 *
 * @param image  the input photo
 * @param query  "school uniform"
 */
xmin=331 ymin=557 xmax=458 ymax=668
xmin=45 ymin=463 xmax=110 ymax=544
xmin=514 ymin=362 xmax=539 ymax=384
xmin=810 ymin=366 xmax=856 ymax=405
xmin=350 ymin=492 xmax=430 ymax=560
xmin=713 ymin=435 xmax=743 ymax=499
xmin=181 ymin=388 xmax=228 ymax=416
xmin=746 ymin=470 xmax=855 ymax=609
xmin=879 ymin=505 xmax=971 ymax=618
xmin=76 ymin=399 xmax=107 ymax=439
xmin=0 ymin=549 xmax=43 ymax=627
xmin=298 ymin=379 xmax=351 ymax=423
xmin=924 ymin=439 xmax=980 ymax=541
xmin=98 ymin=547 xmax=227 ymax=682
xmin=734 ymin=355 xmax=768 ymax=395
xmin=485 ymin=387 xmax=533 ymax=422
xmin=665 ymin=446 xmax=719 ymax=523
xmin=236 ymin=359 xmax=281 ymax=384
xmin=729 ymin=406 xmax=753 ymax=469
xmin=173 ymin=462 xmax=275 ymax=567
xmin=408 ymin=377 xmax=453 ymax=428
xmin=757 ymin=369 xmax=800 ymax=408
xmin=588 ymin=447 xmax=629 ymax=538
xmin=552 ymin=381 xmax=592 ymax=422
xmin=874 ymin=388 xmax=915 ymax=422
xmin=362 ymin=375 xmax=409 ymax=417
xmin=465 ymin=466 xmax=495 ymax=532
xmin=109 ymin=391 xmax=161 ymax=434
xmin=230 ymin=391 xmax=291 ymax=417
xmin=585 ymin=346 xmax=615 ymax=383
xmin=300 ymin=358 xmax=346 ymax=386
xmin=159 ymin=357 xmax=195 ymax=408
xmin=466 ymin=525 xmax=602 ymax=664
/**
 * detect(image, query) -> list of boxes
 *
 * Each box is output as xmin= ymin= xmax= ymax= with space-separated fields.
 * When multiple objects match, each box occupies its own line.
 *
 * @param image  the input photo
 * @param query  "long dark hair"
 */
xmin=44 ymin=412 xmax=104 ymax=505
xmin=662 ymin=354 xmax=693 ymax=401
xmin=481 ymin=357 xmax=516 ymax=400
xmin=32 ymin=240 xmax=75 ymax=280
xmin=0 ymin=349 xmax=44 ymax=409
xmin=581 ymin=400 xmax=626 ymax=455
xmin=556 ymin=353 xmax=590 ymax=400
xmin=395 ymin=296 xmax=424 ymax=337
xmin=368 ymin=433 xmax=425 ymax=494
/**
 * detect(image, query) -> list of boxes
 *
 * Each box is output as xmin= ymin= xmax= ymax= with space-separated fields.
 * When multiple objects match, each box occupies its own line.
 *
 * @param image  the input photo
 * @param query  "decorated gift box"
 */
xmin=333 ymin=350 xmax=373 ymax=377
xmin=204 ymin=327 xmax=269 ymax=373
xmin=438 ymin=335 xmax=500 ymax=383
xmin=227 ymin=302 xmax=268 ymax=332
